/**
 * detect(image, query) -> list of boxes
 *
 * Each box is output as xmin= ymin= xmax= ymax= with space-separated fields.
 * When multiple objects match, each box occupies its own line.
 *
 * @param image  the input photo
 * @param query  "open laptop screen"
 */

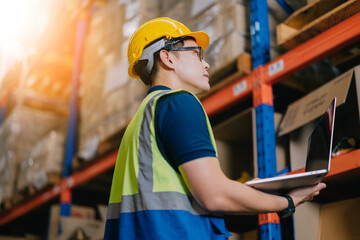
xmin=305 ymin=98 xmax=336 ymax=172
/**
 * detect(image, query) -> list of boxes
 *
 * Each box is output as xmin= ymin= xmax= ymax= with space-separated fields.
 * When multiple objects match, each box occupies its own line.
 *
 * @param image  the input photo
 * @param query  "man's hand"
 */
xmin=288 ymin=183 xmax=326 ymax=207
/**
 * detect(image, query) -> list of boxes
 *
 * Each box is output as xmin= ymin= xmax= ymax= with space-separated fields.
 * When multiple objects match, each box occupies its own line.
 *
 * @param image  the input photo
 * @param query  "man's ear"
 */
xmin=159 ymin=49 xmax=175 ymax=70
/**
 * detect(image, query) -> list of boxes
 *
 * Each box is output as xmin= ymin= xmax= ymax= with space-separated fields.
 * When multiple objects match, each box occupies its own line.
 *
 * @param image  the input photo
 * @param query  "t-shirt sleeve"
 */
xmin=155 ymin=92 xmax=217 ymax=169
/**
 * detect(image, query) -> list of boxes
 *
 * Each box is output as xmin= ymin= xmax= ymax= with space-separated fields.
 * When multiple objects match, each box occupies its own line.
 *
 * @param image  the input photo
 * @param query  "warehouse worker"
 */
xmin=104 ymin=17 xmax=326 ymax=239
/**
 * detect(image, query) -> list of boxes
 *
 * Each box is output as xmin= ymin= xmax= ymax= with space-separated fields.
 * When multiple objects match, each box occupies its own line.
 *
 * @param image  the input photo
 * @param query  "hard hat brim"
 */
xmin=181 ymin=31 xmax=210 ymax=50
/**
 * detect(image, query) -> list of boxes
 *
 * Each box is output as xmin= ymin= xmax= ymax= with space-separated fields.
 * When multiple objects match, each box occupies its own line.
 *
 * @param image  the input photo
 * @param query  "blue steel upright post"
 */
xmin=0 ymin=105 xmax=4 ymax=126
xmin=250 ymin=0 xmax=282 ymax=239
xmin=59 ymin=6 xmax=89 ymax=229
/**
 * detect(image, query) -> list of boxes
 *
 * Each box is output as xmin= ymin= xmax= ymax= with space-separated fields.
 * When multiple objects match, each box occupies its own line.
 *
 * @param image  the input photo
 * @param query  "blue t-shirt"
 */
xmin=147 ymin=85 xmax=216 ymax=172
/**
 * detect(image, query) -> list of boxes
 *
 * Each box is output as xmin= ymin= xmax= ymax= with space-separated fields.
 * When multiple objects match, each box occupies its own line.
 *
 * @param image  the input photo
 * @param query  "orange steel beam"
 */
xmin=264 ymin=12 xmax=360 ymax=86
xmin=0 ymin=150 xmax=117 ymax=226
xmin=202 ymin=75 xmax=253 ymax=117
xmin=287 ymin=149 xmax=360 ymax=180
xmin=202 ymin=12 xmax=360 ymax=117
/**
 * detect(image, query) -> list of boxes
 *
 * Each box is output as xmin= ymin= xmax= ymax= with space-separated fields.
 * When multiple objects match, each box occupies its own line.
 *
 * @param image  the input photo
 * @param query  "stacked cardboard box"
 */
xmin=159 ymin=0 xmax=290 ymax=76
xmin=47 ymin=204 xmax=106 ymax=240
xmin=0 ymin=106 xmax=67 ymax=206
xmin=160 ymin=0 xmax=249 ymax=75
xmin=294 ymin=198 xmax=360 ymax=240
xmin=16 ymin=131 xmax=65 ymax=192
xmin=78 ymin=0 xmax=157 ymax=160
xmin=279 ymin=67 xmax=360 ymax=170
xmin=213 ymin=108 xmax=288 ymax=181
xmin=267 ymin=0 xmax=289 ymax=59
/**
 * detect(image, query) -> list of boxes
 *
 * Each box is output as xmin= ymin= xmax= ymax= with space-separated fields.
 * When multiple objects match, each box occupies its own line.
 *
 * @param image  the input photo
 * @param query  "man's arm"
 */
xmin=179 ymin=157 xmax=325 ymax=214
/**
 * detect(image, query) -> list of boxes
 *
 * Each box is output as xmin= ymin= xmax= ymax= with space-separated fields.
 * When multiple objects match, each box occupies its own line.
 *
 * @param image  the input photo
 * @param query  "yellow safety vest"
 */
xmin=105 ymin=89 xmax=231 ymax=240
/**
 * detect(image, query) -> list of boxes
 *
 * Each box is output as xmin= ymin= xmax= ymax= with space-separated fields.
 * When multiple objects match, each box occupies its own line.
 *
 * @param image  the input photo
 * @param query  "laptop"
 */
xmin=245 ymin=97 xmax=336 ymax=193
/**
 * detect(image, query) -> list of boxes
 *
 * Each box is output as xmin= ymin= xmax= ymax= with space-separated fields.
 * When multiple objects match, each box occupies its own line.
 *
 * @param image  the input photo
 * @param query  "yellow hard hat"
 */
xmin=127 ymin=17 xmax=210 ymax=79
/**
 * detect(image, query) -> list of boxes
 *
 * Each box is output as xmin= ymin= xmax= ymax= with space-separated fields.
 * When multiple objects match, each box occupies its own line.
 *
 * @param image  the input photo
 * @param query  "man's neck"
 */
xmin=152 ymin=73 xmax=180 ymax=90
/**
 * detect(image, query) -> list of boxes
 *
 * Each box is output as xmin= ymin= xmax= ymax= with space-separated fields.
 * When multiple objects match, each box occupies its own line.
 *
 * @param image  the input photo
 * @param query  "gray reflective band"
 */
xmin=137 ymin=90 xmax=170 ymax=193
xmin=138 ymin=39 xmax=166 ymax=74
xmin=107 ymin=90 xmax=210 ymax=221
xmin=107 ymin=191 xmax=208 ymax=219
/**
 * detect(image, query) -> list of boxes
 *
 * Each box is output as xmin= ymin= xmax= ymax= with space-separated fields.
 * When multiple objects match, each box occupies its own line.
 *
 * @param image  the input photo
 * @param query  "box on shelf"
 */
xmin=47 ymin=204 xmax=99 ymax=240
xmin=22 ymin=52 xmax=73 ymax=103
xmin=276 ymin=0 xmax=360 ymax=49
xmin=293 ymin=202 xmax=321 ymax=240
xmin=0 ymin=106 xmax=67 ymax=206
xmin=229 ymin=229 xmax=258 ymax=240
xmin=16 ymin=131 xmax=65 ymax=192
xmin=79 ymin=59 xmax=147 ymax=160
xmin=188 ymin=3 xmax=222 ymax=45
xmin=294 ymin=197 xmax=360 ymax=240
xmin=79 ymin=0 xmax=152 ymax=161
xmin=83 ymin=1 xmax=125 ymax=74
xmin=0 ymin=150 xmax=17 ymax=210
xmin=0 ymin=235 xmax=41 ymax=240
xmin=190 ymin=0 xmax=216 ymax=17
xmin=218 ymin=1 xmax=248 ymax=35
xmin=205 ymin=31 xmax=249 ymax=76
xmin=279 ymin=66 xmax=360 ymax=171
xmin=0 ymin=237 xmax=24 ymax=240
xmin=213 ymin=108 xmax=288 ymax=181
xmin=1 ymin=52 xmax=72 ymax=117
xmin=161 ymin=0 xmax=192 ymax=23
xmin=267 ymin=0 xmax=288 ymax=59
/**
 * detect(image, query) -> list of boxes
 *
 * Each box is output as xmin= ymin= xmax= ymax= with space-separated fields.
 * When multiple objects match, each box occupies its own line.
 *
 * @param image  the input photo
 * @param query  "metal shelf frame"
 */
xmin=1 ymin=6 xmax=360 ymax=236
xmin=1 ymin=147 xmax=360 ymax=227
xmin=202 ymin=12 xmax=360 ymax=117
xmin=250 ymin=0 xmax=281 ymax=238
xmin=0 ymin=150 xmax=117 ymax=226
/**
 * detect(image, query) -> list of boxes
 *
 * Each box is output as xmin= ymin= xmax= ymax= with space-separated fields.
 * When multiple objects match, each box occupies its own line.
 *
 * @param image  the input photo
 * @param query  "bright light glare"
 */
xmin=0 ymin=0 xmax=29 ymax=42
xmin=0 ymin=0 xmax=43 ymax=85
xmin=0 ymin=0 xmax=43 ymax=45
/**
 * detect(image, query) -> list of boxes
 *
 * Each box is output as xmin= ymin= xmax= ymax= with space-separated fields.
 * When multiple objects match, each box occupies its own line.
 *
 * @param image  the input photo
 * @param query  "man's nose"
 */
xmin=202 ymin=59 xmax=210 ymax=70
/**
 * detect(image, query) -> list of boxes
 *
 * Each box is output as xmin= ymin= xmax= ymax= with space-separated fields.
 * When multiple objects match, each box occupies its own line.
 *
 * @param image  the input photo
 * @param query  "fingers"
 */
xmin=289 ymin=182 xmax=327 ymax=206
xmin=316 ymin=182 xmax=326 ymax=190
xmin=308 ymin=191 xmax=320 ymax=201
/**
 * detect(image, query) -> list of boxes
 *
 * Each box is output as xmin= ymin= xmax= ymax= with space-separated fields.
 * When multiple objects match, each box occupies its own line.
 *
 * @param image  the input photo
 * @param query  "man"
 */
xmin=104 ymin=17 xmax=326 ymax=239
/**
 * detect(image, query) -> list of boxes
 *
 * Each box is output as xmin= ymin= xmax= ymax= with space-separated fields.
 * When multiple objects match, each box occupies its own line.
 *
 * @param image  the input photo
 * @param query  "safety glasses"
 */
xmin=169 ymin=46 xmax=204 ymax=61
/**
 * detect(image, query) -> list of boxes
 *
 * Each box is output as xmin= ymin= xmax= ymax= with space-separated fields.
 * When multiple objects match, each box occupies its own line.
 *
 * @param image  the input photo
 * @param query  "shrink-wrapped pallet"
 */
xmin=79 ymin=0 xmax=154 ymax=160
xmin=187 ymin=1 xmax=250 ymax=74
xmin=16 ymin=131 xmax=65 ymax=192
xmin=0 ymin=106 xmax=67 ymax=205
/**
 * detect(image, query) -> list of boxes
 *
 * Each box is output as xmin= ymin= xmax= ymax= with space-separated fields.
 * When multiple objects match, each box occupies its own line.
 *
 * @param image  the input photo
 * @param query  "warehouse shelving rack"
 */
xmin=0 ymin=3 xmax=360 ymax=239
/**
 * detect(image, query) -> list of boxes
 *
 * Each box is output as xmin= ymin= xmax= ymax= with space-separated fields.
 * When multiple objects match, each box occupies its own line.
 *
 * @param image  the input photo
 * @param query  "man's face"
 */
xmin=172 ymin=39 xmax=210 ymax=95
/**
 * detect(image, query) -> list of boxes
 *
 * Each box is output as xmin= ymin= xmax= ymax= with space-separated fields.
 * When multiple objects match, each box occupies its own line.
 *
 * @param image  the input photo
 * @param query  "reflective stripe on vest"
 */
xmin=107 ymin=89 xmax=217 ymax=220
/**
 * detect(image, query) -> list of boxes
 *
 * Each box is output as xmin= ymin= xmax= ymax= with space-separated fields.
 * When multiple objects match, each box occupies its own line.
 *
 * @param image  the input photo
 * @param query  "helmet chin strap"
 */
xmin=137 ymin=39 xmax=166 ymax=75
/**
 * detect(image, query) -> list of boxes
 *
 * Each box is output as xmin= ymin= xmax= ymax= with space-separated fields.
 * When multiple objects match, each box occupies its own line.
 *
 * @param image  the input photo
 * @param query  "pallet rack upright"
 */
xmin=250 ymin=0 xmax=282 ymax=239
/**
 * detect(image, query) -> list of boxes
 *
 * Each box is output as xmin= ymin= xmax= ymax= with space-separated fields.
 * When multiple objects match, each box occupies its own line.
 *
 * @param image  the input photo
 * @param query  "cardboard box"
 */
xmin=16 ymin=131 xmax=65 ymax=191
xmin=279 ymin=66 xmax=360 ymax=170
xmin=319 ymin=197 xmax=360 ymax=239
xmin=229 ymin=229 xmax=258 ymax=240
xmin=205 ymin=31 xmax=249 ymax=74
xmin=160 ymin=0 xmax=192 ymax=24
xmin=294 ymin=197 xmax=360 ymax=240
xmin=213 ymin=108 xmax=287 ymax=180
xmin=218 ymin=1 xmax=248 ymax=35
xmin=191 ymin=0 xmax=216 ymax=17
xmin=47 ymin=204 xmax=97 ymax=240
xmin=294 ymin=202 xmax=321 ymax=240
xmin=0 ymin=106 xmax=67 ymax=201
xmin=188 ymin=3 xmax=222 ymax=45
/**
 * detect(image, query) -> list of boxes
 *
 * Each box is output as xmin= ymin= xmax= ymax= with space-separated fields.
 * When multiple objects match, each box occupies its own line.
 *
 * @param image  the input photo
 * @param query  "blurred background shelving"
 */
xmin=0 ymin=0 xmax=360 ymax=239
